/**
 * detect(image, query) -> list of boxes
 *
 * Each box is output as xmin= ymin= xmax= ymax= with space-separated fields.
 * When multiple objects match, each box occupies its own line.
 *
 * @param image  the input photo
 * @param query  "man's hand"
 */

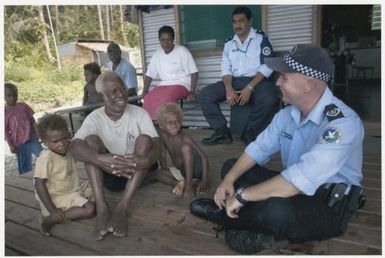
xmin=226 ymin=88 xmax=239 ymax=106
xmin=238 ymin=86 xmax=252 ymax=106
xmin=113 ymin=154 xmax=151 ymax=179
xmin=96 ymin=153 xmax=122 ymax=173
xmin=214 ymin=178 xmax=235 ymax=209
xmin=225 ymin=196 xmax=244 ymax=218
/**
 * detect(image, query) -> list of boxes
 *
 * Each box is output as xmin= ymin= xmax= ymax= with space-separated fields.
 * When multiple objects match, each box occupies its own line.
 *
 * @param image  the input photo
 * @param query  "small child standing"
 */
xmin=83 ymin=62 xmax=103 ymax=105
xmin=5 ymin=83 xmax=43 ymax=174
xmin=34 ymin=113 xmax=95 ymax=236
xmin=155 ymin=103 xmax=209 ymax=198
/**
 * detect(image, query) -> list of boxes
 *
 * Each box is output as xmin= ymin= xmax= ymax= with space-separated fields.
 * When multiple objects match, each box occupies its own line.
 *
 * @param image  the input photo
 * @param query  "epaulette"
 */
xmin=323 ymin=104 xmax=344 ymax=122
xmin=255 ymin=29 xmax=266 ymax=36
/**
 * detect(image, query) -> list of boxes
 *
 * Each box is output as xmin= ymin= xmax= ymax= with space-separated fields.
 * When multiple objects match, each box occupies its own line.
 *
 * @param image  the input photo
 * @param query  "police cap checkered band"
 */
xmin=284 ymin=55 xmax=331 ymax=81
xmin=265 ymin=44 xmax=335 ymax=82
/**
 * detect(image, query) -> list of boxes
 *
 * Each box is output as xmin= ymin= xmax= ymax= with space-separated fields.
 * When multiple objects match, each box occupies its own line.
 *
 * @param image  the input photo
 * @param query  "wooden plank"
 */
xmin=362 ymin=178 xmax=381 ymax=189
xmin=5 ymin=222 xmax=99 ymax=255
xmin=5 ymin=200 xmax=187 ymax=255
xmin=5 ymin=246 xmax=25 ymax=256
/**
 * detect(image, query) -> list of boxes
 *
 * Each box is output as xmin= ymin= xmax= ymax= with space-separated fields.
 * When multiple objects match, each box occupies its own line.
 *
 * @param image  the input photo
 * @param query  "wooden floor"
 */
xmin=5 ymin=129 xmax=381 ymax=255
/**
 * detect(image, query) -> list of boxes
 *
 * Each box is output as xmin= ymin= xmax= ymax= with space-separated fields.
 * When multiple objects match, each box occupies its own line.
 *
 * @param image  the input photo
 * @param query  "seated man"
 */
xmin=198 ymin=6 xmax=277 ymax=145
xmin=106 ymin=42 xmax=138 ymax=96
xmin=70 ymin=71 xmax=160 ymax=240
xmin=191 ymin=44 xmax=365 ymax=254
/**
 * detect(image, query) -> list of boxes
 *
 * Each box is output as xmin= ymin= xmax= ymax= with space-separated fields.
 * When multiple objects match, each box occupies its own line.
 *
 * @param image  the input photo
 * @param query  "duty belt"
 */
xmin=324 ymin=183 xmax=366 ymax=233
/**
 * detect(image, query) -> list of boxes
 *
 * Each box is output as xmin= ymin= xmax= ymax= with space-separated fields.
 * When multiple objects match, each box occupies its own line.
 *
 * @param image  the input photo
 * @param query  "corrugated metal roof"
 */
xmin=75 ymin=42 xmax=134 ymax=53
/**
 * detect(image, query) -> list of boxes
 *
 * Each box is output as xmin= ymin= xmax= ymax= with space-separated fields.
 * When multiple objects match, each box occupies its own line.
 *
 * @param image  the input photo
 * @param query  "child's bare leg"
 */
xmin=108 ymin=135 xmax=153 ymax=237
xmin=181 ymin=144 xmax=195 ymax=199
xmin=154 ymin=169 xmax=178 ymax=186
xmin=63 ymin=202 xmax=96 ymax=220
xmin=40 ymin=202 xmax=95 ymax=236
xmin=84 ymin=135 xmax=111 ymax=240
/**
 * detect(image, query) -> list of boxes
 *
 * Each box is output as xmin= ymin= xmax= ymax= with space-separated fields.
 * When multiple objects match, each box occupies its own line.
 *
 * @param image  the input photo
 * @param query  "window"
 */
xmin=179 ymin=5 xmax=262 ymax=52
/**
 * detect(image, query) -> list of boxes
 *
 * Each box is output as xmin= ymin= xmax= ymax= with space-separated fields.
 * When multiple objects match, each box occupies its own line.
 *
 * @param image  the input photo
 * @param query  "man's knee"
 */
xmin=197 ymin=83 xmax=218 ymax=104
xmin=85 ymin=135 xmax=105 ymax=152
xmin=136 ymin=134 xmax=152 ymax=145
xmin=221 ymin=158 xmax=237 ymax=179
xmin=134 ymin=134 xmax=153 ymax=155
xmin=259 ymin=198 xmax=291 ymax=230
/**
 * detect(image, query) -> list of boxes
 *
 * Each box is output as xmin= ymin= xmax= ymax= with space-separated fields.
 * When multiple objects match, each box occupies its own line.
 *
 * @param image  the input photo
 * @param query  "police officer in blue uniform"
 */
xmin=198 ymin=6 xmax=278 ymax=145
xmin=190 ymin=44 xmax=365 ymax=254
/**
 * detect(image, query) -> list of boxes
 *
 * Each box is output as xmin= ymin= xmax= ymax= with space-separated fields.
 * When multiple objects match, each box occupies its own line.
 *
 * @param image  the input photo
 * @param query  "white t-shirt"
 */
xmin=145 ymin=45 xmax=198 ymax=91
xmin=74 ymin=104 xmax=158 ymax=155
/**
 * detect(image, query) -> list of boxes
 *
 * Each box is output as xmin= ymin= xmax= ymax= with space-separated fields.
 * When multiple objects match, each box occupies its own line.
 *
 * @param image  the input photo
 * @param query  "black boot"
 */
xmin=202 ymin=127 xmax=233 ymax=145
xmin=190 ymin=198 xmax=225 ymax=224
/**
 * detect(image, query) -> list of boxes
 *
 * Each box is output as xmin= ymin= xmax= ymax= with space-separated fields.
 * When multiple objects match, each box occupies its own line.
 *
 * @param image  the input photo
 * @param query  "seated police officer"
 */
xmin=198 ymin=6 xmax=278 ymax=145
xmin=191 ymin=44 xmax=365 ymax=254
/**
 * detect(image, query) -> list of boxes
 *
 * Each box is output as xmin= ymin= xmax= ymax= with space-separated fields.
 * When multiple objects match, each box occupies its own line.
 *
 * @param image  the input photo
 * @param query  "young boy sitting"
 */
xmin=155 ymin=103 xmax=209 ymax=198
xmin=83 ymin=62 xmax=103 ymax=106
xmin=34 ymin=113 xmax=95 ymax=236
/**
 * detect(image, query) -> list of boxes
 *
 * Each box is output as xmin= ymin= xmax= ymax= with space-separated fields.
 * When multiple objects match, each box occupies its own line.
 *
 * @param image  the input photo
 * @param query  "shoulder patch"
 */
xmin=262 ymin=46 xmax=272 ymax=56
xmin=320 ymin=126 xmax=341 ymax=144
xmin=324 ymin=104 xmax=344 ymax=122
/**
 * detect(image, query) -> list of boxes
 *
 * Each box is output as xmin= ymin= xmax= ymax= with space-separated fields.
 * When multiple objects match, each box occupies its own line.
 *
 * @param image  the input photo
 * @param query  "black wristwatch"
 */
xmin=235 ymin=187 xmax=248 ymax=205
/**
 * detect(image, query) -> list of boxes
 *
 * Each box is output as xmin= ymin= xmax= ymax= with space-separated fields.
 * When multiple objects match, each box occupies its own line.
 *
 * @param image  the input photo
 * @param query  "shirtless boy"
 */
xmin=155 ymin=103 xmax=209 ymax=198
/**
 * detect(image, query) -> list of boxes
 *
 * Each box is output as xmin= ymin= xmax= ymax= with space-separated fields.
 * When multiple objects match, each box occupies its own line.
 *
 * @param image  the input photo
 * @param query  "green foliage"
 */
xmin=14 ymin=79 xmax=84 ymax=112
xmin=4 ymin=5 xmax=140 ymax=112
xmin=5 ymin=58 xmax=85 ymax=112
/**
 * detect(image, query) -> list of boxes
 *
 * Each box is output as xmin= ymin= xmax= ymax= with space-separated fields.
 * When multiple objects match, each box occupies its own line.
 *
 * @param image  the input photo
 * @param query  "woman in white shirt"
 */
xmin=141 ymin=26 xmax=198 ymax=121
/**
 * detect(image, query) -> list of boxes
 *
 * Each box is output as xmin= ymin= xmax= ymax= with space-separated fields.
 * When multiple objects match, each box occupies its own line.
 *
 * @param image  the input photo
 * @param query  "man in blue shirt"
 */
xmin=191 ymin=44 xmax=364 ymax=254
xmin=107 ymin=42 xmax=138 ymax=96
xmin=198 ymin=6 xmax=278 ymax=145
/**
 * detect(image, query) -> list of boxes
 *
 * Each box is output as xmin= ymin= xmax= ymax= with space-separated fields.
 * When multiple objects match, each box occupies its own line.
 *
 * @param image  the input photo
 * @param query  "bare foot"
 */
xmin=172 ymin=180 xmax=185 ymax=197
xmin=94 ymin=208 xmax=111 ymax=241
xmin=39 ymin=216 xmax=55 ymax=236
xmin=107 ymin=207 xmax=128 ymax=237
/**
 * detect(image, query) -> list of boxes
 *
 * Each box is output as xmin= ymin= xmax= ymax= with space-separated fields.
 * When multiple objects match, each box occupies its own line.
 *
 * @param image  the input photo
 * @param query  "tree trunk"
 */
xmin=46 ymin=5 xmax=61 ymax=70
xmin=54 ymin=5 xmax=60 ymax=42
xmin=38 ymin=6 xmax=54 ymax=62
xmin=97 ymin=5 xmax=105 ymax=39
xmin=105 ymin=5 xmax=110 ymax=40
xmin=119 ymin=5 xmax=127 ymax=45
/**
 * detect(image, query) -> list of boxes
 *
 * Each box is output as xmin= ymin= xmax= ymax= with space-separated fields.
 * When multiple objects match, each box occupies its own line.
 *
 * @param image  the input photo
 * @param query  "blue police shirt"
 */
xmin=245 ymin=87 xmax=364 ymax=195
xmin=221 ymin=28 xmax=273 ymax=78
xmin=107 ymin=58 xmax=138 ymax=90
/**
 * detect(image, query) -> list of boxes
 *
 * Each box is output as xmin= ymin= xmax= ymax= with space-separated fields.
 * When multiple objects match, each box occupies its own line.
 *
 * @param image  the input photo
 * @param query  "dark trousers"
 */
xmin=197 ymin=77 xmax=277 ymax=135
xmin=222 ymin=159 xmax=344 ymax=243
xmin=103 ymin=163 xmax=158 ymax=192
